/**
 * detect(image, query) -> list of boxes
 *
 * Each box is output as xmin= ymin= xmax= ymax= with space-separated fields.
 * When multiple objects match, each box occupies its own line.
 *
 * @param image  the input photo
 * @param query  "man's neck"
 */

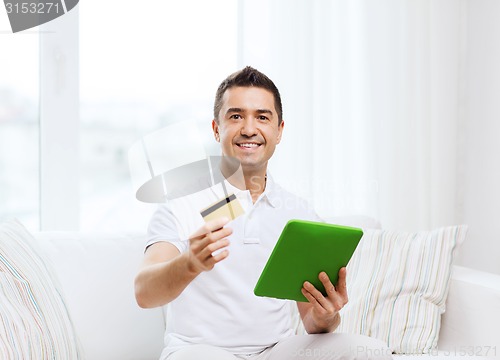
xmin=243 ymin=170 xmax=267 ymax=204
xmin=219 ymin=158 xmax=268 ymax=203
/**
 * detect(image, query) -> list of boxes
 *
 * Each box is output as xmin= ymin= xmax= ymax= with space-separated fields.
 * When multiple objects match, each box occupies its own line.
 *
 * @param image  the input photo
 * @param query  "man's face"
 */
xmin=212 ymin=86 xmax=284 ymax=174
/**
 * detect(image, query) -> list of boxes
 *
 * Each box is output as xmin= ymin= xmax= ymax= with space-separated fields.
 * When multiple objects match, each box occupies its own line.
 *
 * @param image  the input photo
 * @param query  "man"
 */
xmin=135 ymin=66 xmax=391 ymax=359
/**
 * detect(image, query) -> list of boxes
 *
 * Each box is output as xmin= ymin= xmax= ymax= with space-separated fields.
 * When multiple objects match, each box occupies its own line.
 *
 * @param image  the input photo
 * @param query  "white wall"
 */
xmin=456 ymin=0 xmax=500 ymax=275
xmin=238 ymin=0 xmax=500 ymax=275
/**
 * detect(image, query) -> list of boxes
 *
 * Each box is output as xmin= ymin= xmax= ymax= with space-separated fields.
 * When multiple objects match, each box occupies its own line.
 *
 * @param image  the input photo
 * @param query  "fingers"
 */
xmin=301 ymin=281 xmax=323 ymax=306
xmin=190 ymin=216 xmax=232 ymax=250
xmin=302 ymin=280 xmax=332 ymax=310
xmin=318 ymin=269 xmax=348 ymax=300
xmin=187 ymin=217 xmax=233 ymax=272
xmin=198 ymin=237 xmax=230 ymax=261
xmin=302 ymin=269 xmax=349 ymax=312
xmin=191 ymin=227 xmax=232 ymax=255
xmin=319 ymin=271 xmax=336 ymax=297
xmin=336 ymin=267 xmax=348 ymax=301
xmin=211 ymin=248 xmax=229 ymax=263
xmin=190 ymin=216 xmax=231 ymax=239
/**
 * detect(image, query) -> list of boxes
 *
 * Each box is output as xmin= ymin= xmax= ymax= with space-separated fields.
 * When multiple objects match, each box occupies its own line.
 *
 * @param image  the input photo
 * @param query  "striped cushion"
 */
xmin=336 ymin=226 xmax=467 ymax=354
xmin=0 ymin=219 xmax=82 ymax=359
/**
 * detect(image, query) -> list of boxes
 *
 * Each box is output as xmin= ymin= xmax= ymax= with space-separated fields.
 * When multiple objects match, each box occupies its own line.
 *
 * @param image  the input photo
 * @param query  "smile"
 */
xmin=236 ymin=143 xmax=261 ymax=148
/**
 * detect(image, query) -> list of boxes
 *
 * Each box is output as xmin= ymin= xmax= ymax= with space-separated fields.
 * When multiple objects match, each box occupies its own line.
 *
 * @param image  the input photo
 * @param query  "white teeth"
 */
xmin=238 ymin=143 xmax=259 ymax=148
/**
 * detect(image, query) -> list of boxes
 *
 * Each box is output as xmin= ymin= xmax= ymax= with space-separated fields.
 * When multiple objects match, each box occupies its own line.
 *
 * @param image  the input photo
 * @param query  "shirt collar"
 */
xmin=209 ymin=173 xmax=246 ymax=201
xmin=209 ymin=172 xmax=279 ymax=208
xmin=259 ymin=173 xmax=279 ymax=208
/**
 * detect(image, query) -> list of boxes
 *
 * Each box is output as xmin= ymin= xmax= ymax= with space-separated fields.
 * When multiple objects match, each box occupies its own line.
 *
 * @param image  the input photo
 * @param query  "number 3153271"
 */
xmin=5 ymin=2 xmax=61 ymax=14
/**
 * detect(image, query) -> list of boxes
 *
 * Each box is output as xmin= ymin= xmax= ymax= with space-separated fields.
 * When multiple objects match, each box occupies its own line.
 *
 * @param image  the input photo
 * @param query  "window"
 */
xmin=79 ymin=1 xmax=238 ymax=231
xmin=0 ymin=14 xmax=39 ymax=229
xmin=1 ymin=1 xmax=238 ymax=232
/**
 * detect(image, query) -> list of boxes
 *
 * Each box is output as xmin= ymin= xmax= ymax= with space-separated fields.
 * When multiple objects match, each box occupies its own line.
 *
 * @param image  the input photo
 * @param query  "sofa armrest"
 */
xmin=438 ymin=265 xmax=500 ymax=354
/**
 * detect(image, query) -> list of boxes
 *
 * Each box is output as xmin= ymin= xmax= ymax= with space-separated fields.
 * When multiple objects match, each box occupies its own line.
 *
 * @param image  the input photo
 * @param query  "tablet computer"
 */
xmin=254 ymin=219 xmax=363 ymax=302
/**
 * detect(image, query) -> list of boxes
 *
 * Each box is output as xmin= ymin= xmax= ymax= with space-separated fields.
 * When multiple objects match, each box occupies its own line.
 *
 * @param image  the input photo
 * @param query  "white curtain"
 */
xmin=239 ymin=0 xmax=465 ymax=231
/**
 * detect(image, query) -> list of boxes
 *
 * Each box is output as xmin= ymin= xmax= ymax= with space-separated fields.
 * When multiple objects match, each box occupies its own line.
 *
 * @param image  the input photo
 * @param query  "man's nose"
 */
xmin=240 ymin=117 xmax=258 ymax=136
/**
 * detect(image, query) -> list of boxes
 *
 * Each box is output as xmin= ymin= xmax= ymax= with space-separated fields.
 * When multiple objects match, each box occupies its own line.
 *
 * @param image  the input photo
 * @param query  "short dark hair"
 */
xmin=213 ymin=66 xmax=283 ymax=125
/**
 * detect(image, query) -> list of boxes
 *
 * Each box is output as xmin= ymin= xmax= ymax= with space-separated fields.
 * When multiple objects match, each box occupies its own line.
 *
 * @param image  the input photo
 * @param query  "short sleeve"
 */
xmin=146 ymin=204 xmax=189 ymax=253
xmin=301 ymin=200 xmax=323 ymax=223
xmin=293 ymin=192 xmax=323 ymax=223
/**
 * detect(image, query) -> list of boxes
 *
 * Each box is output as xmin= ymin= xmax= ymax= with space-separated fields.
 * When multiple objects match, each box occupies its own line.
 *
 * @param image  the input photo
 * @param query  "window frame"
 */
xmin=39 ymin=8 xmax=79 ymax=230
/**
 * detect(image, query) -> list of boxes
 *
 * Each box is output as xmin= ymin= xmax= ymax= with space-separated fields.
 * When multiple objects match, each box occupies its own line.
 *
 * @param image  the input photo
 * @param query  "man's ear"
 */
xmin=277 ymin=120 xmax=284 ymax=144
xmin=212 ymin=119 xmax=220 ymax=142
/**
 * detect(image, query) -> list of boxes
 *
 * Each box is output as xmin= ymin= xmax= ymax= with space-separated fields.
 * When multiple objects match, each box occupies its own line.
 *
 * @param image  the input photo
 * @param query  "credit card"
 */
xmin=200 ymin=193 xmax=244 ymax=222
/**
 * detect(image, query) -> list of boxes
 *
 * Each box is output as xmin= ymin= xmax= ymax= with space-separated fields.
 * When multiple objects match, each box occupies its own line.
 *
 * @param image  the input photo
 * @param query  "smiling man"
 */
xmin=212 ymin=79 xmax=283 ymax=203
xmin=134 ymin=67 xmax=392 ymax=360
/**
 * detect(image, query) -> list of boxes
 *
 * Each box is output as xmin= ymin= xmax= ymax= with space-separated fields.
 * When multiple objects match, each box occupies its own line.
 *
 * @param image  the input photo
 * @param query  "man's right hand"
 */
xmin=135 ymin=216 xmax=232 ymax=308
xmin=186 ymin=217 xmax=232 ymax=275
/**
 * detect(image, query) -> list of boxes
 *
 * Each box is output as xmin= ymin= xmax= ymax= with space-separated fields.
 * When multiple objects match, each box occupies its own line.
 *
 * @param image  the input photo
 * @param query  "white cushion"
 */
xmin=34 ymin=231 xmax=165 ymax=360
xmin=336 ymin=225 xmax=467 ymax=354
xmin=0 ymin=219 xmax=82 ymax=359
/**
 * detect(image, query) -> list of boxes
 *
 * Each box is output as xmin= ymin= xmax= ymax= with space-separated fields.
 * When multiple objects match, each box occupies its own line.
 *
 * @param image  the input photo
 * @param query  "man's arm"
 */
xmin=296 ymin=267 xmax=348 ymax=334
xmin=134 ymin=217 xmax=232 ymax=308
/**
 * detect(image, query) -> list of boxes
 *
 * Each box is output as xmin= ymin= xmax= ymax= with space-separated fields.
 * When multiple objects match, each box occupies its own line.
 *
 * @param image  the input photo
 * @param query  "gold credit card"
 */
xmin=200 ymin=193 xmax=244 ymax=222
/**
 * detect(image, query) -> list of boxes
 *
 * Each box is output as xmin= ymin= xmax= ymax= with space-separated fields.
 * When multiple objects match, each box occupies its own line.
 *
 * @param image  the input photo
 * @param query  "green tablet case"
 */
xmin=254 ymin=219 xmax=363 ymax=302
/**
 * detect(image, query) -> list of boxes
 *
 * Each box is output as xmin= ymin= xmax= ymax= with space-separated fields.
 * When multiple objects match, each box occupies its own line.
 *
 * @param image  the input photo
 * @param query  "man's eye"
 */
xmin=258 ymin=116 xmax=269 ymax=121
xmin=230 ymin=114 xmax=242 ymax=120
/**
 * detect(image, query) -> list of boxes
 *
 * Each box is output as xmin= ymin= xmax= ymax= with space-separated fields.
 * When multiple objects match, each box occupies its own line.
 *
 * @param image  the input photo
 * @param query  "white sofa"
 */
xmin=34 ymin=228 xmax=500 ymax=360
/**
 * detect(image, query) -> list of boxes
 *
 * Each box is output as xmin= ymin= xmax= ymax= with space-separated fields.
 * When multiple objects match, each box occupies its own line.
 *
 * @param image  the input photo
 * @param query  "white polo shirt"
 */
xmin=147 ymin=175 xmax=320 ymax=357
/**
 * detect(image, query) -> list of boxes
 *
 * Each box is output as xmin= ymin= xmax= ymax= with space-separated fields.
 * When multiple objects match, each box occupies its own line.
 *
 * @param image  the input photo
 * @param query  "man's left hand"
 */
xmin=299 ymin=267 xmax=348 ymax=333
